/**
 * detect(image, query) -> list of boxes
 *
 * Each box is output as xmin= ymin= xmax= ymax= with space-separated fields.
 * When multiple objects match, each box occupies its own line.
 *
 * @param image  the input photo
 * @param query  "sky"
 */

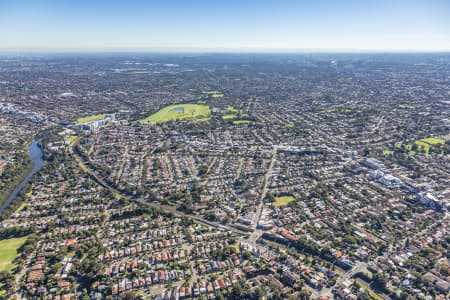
xmin=0 ymin=0 xmax=449 ymax=52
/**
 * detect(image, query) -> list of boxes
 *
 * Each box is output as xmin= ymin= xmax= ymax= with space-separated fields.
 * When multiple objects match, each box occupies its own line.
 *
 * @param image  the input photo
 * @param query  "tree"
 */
xmin=265 ymin=192 xmax=275 ymax=203
xmin=216 ymin=292 xmax=225 ymax=300
xmin=205 ymin=212 xmax=218 ymax=221
xmin=230 ymin=283 xmax=250 ymax=298
xmin=198 ymin=164 xmax=208 ymax=176
xmin=373 ymin=272 xmax=388 ymax=292
xmin=118 ymin=292 xmax=142 ymax=300
xmin=179 ymin=198 xmax=194 ymax=214
xmin=255 ymin=287 xmax=265 ymax=299
xmin=222 ymin=215 xmax=231 ymax=224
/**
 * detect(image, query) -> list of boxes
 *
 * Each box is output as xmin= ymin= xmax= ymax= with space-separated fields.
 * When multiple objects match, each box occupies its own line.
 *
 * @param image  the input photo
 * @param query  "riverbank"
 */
xmin=0 ymin=154 xmax=33 ymax=212
xmin=0 ymin=141 xmax=45 ymax=216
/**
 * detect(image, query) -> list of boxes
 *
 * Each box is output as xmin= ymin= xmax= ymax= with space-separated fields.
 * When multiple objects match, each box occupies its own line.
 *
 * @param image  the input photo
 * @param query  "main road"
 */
xmin=248 ymin=145 xmax=277 ymax=243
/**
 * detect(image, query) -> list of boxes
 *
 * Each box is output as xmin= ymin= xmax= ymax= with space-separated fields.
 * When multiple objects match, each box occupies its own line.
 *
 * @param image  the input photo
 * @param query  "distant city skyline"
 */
xmin=1 ymin=0 xmax=449 ymax=52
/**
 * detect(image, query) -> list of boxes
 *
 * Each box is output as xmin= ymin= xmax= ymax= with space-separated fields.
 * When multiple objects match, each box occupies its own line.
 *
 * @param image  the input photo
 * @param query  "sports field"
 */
xmin=76 ymin=114 xmax=106 ymax=124
xmin=233 ymin=120 xmax=251 ymax=125
xmin=139 ymin=104 xmax=211 ymax=124
xmin=275 ymin=196 xmax=295 ymax=207
xmin=420 ymin=137 xmax=445 ymax=145
xmin=222 ymin=114 xmax=236 ymax=120
xmin=0 ymin=236 xmax=27 ymax=273
xmin=226 ymin=105 xmax=242 ymax=113
xmin=395 ymin=137 xmax=445 ymax=155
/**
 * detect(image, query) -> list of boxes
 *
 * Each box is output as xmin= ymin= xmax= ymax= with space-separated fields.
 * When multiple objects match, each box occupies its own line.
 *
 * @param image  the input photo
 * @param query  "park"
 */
xmin=139 ymin=104 xmax=211 ymax=124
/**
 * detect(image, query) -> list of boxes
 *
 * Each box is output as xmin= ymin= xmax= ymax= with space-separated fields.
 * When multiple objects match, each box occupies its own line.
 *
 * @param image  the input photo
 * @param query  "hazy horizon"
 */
xmin=1 ymin=47 xmax=450 ymax=55
xmin=1 ymin=0 xmax=449 ymax=52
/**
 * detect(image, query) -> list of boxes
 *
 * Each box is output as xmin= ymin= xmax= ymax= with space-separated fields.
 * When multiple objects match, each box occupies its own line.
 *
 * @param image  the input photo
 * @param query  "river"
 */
xmin=0 ymin=140 xmax=45 ymax=214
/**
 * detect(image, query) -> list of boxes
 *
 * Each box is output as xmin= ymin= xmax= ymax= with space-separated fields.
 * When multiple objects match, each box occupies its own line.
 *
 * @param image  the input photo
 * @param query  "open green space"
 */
xmin=76 ymin=114 xmax=106 ymax=124
xmin=0 ymin=236 xmax=27 ymax=273
xmin=285 ymin=124 xmax=295 ymax=128
xmin=233 ymin=120 xmax=252 ymax=125
xmin=14 ymin=201 xmax=28 ymax=213
xmin=395 ymin=137 xmax=446 ymax=155
xmin=399 ymin=104 xmax=415 ymax=109
xmin=203 ymin=91 xmax=223 ymax=98
xmin=222 ymin=114 xmax=236 ymax=120
xmin=420 ymin=137 xmax=445 ymax=145
xmin=382 ymin=149 xmax=394 ymax=155
xmin=275 ymin=196 xmax=295 ymax=207
xmin=14 ymin=183 xmax=33 ymax=213
xmin=139 ymin=104 xmax=211 ymax=124
xmin=226 ymin=105 xmax=242 ymax=113
xmin=67 ymin=135 xmax=78 ymax=144
xmin=223 ymin=106 xmax=249 ymax=123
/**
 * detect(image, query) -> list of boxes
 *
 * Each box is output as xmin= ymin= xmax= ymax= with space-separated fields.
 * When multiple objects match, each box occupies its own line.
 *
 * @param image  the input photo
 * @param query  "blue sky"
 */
xmin=0 ymin=0 xmax=449 ymax=52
